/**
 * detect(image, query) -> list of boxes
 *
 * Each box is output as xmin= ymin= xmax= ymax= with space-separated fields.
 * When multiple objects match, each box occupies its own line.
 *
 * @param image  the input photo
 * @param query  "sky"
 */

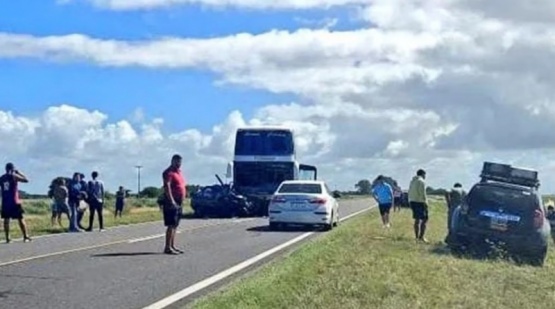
xmin=2 ymin=0 xmax=555 ymax=194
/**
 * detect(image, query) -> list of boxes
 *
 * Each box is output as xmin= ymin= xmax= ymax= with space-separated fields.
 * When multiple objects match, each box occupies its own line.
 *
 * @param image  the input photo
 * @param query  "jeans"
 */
xmin=68 ymin=200 xmax=80 ymax=231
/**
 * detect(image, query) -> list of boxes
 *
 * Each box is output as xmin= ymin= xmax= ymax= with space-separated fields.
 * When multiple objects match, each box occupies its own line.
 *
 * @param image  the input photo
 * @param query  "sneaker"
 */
xmin=23 ymin=237 xmax=32 ymax=243
xmin=99 ymin=229 xmax=105 ymax=232
xmin=172 ymin=247 xmax=184 ymax=254
xmin=164 ymin=248 xmax=179 ymax=255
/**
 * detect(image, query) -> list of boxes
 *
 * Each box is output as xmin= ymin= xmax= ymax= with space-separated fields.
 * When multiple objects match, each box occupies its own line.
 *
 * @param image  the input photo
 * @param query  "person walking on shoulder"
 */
xmin=161 ymin=154 xmax=186 ymax=254
xmin=371 ymin=175 xmax=394 ymax=228
xmin=0 ymin=163 xmax=31 ymax=243
xmin=409 ymin=169 xmax=429 ymax=243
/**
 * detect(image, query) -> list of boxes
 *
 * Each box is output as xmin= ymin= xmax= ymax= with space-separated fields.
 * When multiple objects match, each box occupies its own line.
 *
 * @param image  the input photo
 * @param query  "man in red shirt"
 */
xmin=0 ymin=163 xmax=31 ymax=243
xmin=162 ymin=154 xmax=186 ymax=254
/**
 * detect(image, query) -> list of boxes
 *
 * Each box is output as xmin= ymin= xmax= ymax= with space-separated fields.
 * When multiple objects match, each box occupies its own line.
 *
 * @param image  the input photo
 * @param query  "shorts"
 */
xmin=378 ymin=203 xmax=392 ymax=216
xmin=410 ymin=202 xmax=428 ymax=220
xmin=1 ymin=203 xmax=24 ymax=220
xmin=52 ymin=202 xmax=69 ymax=216
xmin=115 ymin=200 xmax=124 ymax=211
xmin=163 ymin=206 xmax=183 ymax=227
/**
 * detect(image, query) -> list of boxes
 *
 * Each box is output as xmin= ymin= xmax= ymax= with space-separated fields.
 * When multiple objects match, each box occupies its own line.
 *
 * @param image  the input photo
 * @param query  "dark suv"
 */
xmin=446 ymin=162 xmax=550 ymax=266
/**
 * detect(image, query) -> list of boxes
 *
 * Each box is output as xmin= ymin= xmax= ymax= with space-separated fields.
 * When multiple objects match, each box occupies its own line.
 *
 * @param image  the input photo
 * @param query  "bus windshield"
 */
xmin=234 ymin=129 xmax=294 ymax=156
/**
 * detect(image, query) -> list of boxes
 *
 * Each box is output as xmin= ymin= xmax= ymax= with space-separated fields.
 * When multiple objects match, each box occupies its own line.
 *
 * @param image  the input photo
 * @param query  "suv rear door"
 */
xmin=465 ymin=183 xmax=540 ymax=234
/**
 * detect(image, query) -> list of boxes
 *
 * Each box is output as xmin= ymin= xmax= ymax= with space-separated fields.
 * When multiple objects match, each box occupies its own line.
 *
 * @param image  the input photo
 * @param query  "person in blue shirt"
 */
xmin=372 ymin=175 xmax=394 ymax=228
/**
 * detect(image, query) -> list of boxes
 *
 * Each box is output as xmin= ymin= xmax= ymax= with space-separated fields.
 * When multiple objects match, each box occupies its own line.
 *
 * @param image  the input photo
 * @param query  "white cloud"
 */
xmin=4 ymin=0 xmax=555 ymax=193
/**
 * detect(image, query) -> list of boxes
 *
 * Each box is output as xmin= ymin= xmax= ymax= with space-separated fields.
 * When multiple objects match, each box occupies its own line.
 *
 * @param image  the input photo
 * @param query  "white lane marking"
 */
xmin=141 ymin=205 xmax=375 ymax=309
xmin=0 ymin=240 xmax=132 ymax=268
xmin=0 ymin=219 xmax=256 ymax=267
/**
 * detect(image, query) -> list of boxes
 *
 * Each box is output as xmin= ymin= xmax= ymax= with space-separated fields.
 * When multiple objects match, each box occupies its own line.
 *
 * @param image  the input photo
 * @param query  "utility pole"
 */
xmin=135 ymin=165 xmax=142 ymax=198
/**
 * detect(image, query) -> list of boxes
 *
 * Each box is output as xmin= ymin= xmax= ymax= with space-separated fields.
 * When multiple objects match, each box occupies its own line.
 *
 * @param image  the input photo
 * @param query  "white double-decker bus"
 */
xmin=227 ymin=126 xmax=317 ymax=215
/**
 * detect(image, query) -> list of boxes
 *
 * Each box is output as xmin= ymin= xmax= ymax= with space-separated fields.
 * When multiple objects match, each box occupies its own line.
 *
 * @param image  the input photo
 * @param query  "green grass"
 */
xmin=190 ymin=199 xmax=555 ymax=309
xmin=2 ymin=197 xmax=192 ymax=239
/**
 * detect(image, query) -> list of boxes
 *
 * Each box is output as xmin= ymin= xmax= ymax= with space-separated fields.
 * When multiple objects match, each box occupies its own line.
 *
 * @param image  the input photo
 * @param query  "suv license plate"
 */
xmin=490 ymin=216 xmax=508 ymax=231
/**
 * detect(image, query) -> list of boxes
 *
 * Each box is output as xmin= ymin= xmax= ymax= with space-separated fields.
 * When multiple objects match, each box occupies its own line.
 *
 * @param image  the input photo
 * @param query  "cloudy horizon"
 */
xmin=2 ymin=0 xmax=555 ymax=195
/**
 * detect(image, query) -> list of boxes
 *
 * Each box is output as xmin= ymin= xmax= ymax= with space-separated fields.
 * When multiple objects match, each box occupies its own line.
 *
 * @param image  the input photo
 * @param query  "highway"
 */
xmin=0 ymin=198 xmax=373 ymax=309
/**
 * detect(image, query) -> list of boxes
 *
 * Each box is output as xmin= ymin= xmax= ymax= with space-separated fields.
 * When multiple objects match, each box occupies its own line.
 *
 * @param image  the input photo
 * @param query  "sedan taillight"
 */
xmin=271 ymin=196 xmax=286 ymax=203
xmin=310 ymin=198 xmax=327 ymax=204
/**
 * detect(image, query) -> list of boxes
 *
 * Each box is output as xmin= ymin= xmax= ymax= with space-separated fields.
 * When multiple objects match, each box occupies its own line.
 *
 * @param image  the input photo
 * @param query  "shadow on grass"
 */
xmin=429 ymin=241 xmax=517 ymax=265
xmin=91 ymin=252 xmax=162 ymax=258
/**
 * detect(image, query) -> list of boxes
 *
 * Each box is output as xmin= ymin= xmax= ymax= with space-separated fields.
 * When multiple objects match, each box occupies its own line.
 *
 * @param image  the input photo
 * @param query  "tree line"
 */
xmin=353 ymin=179 xmax=448 ymax=196
xmin=19 ymin=184 xmax=202 ymax=200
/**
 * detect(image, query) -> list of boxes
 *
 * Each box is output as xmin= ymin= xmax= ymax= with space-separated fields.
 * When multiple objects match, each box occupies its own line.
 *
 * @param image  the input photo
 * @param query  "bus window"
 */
xmin=235 ymin=129 xmax=294 ymax=156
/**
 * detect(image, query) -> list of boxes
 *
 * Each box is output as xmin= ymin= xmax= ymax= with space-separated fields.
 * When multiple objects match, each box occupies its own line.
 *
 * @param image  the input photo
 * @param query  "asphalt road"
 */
xmin=0 ymin=198 xmax=373 ymax=309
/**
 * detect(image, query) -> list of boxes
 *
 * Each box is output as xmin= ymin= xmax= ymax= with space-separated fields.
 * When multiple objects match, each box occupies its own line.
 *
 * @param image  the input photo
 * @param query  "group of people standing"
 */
xmin=371 ymin=169 xmax=466 ymax=243
xmin=49 ymin=172 xmax=128 ymax=232
xmin=0 ymin=153 xmax=186 ymax=255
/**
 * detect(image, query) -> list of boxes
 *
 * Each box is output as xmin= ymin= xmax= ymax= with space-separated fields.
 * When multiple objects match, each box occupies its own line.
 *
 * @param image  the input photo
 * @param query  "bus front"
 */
xmin=232 ymin=127 xmax=296 ymax=215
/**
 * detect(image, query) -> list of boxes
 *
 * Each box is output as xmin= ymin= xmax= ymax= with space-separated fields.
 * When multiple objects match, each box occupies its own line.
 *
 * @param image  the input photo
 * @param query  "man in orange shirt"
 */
xmin=162 ymin=154 xmax=186 ymax=254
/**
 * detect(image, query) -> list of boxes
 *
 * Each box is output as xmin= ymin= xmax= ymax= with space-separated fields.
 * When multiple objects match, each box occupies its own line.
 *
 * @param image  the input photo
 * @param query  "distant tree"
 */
xmin=355 ymin=179 xmax=372 ymax=195
xmin=186 ymin=185 xmax=201 ymax=197
xmin=18 ymin=190 xmax=30 ymax=199
xmin=104 ymin=190 xmax=115 ymax=200
xmin=371 ymin=175 xmax=401 ymax=191
xmin=426 ymin=186 xmax=447 ymax=196
xmin=140 ymin=186 xmax=163 ymax=198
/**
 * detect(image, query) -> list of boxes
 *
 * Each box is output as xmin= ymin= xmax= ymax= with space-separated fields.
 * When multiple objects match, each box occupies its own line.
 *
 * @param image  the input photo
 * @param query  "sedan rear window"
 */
xmin=278 ymin=183 xmax=322 ymax=194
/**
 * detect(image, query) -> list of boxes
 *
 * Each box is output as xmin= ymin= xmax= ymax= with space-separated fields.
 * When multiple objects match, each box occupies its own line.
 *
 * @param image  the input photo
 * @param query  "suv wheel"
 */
xmin=521 ymin=247 xmax=547 ymax=267
xmin=447 ymin=234 xmax=469 ymax=256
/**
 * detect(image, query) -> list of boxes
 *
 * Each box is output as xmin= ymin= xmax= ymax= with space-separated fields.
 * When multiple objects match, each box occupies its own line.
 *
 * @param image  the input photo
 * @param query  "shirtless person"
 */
xmin=0 ymin=163 xmax=31 ymax=243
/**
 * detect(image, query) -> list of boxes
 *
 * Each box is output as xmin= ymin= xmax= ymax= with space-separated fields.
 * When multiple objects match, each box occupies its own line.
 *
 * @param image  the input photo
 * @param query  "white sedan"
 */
xmin=268 ymin=180 xmax=340 ymax=231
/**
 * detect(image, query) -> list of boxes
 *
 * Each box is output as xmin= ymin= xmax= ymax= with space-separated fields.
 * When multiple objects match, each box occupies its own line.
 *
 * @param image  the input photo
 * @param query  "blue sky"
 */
xmin=0 ymin=1 xmax=360 ymax=132
xmin=4 ymin=1 xmax=550 ymax=195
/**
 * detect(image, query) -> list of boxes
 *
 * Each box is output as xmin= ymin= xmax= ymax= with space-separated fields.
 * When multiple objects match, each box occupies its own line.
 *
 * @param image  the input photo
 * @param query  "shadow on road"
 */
xmin=0 ymin=289 xmax=32 ymax=299
xmin=180 ymin=213 xmax=199 ymax=220
xmin=247 ymin=225 xmax=323 ymax=233
xmin=91 ymin=252 xmax=162 ymax=257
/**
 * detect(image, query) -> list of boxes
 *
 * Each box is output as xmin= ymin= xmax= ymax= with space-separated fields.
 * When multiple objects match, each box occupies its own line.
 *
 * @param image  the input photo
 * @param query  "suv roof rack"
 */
xmin=480 ymin=161 xmax=540 ymax=188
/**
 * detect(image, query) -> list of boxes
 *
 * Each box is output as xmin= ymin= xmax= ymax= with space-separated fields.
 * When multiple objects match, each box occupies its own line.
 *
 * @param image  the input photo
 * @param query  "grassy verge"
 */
xmin=2 ymin=198 xmax=191 ymax=239
xmin=190 ymin=200 xmax=555 ymax=309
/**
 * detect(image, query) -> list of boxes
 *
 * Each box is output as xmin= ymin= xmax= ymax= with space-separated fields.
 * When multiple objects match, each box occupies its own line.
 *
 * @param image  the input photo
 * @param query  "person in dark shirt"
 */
xmin=161 ymin=154 xmax=186 ymax=254
xmin=86 ymin=171 xmax=105 ymax=232
xmin=115 ymin=186 xmax=126 ymax=218
xmin=0 ymin=163 xmax=31 ymax=243
xmin=76 ymin=173 xmax=89 ymax=230
xmin=547 ymin=206 xmax=555 ymax=244
xmin=445 ymin=183 xmax=466 ymax=233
